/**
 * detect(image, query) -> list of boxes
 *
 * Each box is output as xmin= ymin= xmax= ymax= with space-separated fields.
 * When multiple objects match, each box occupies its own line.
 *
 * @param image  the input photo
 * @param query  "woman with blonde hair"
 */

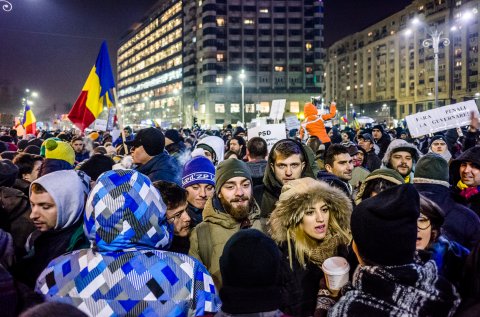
xmin=269 ymin=177 xmax=352 ymax=317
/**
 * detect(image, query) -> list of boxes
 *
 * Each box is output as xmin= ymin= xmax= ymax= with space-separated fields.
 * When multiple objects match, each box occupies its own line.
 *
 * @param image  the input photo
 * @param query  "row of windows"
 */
xmin=227 ymin=16 xmax=317 ymax=25
xmin=227 ymin=5 xmax=305 ymax=13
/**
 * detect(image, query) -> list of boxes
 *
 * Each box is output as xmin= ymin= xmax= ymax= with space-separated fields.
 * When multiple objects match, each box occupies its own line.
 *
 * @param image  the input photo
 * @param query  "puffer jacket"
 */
xmin=299 ymin=102 xmax=336 ymax=143
xmin=36 ymin=170 xmax=220 ymax=317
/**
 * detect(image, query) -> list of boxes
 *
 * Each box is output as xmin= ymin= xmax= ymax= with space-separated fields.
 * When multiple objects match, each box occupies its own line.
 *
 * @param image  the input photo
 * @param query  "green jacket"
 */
xmin=189 ymin=195 xmax=263 ymax=290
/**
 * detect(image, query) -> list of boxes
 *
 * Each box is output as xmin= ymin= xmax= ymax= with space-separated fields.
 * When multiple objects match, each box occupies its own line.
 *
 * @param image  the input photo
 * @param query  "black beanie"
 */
xmin=215 ymin=158 xmax=252 ymax=195
xmin=220 ymin=229 xmax=281 ymax=313
xmin=0 ymin=159 xmax=19 ymax=187
xmin=79 ymin=154 xmax=114 ymax=181
xmin=351 ymin=184 xmax=420 ymax=266
xmin=164 ymin=129 xmax=183 ymax=144
xmin=372 ymin=124 xmax=384 ymax=133
xmin=126 ymin=128 xmax=165 ymax=157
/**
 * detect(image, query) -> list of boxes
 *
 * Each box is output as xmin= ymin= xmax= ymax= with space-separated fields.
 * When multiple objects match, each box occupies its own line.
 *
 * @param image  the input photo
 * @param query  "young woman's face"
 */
xmin=416 ymin=213 xmax=432 ymax=250
xmin=299 ymin=200 xmax=330 ymax=241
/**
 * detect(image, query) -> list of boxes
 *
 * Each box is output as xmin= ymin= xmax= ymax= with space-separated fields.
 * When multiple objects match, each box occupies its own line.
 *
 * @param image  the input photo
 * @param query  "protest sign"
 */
xmin=405 ymin=100 xmax=479 ymax=137
xmin=269 ymin=99 xmax=286 ymax=121
xmin=285 ymin=115 xmax=301 ymax=131
xmin=248 ymin=123 xmax=286 ymax=152
xmin=93 ymin=119 xmax=108 ymax=131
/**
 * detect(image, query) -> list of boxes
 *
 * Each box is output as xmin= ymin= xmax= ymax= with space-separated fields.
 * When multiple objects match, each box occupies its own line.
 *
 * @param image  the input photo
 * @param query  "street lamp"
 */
xmin=226 ymin=69 xmax=246 ymax=124
xmin=345 ymin=85 xmax=351 ymax=121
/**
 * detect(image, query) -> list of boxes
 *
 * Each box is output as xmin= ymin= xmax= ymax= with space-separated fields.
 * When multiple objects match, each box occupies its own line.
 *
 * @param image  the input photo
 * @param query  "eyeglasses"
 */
xmin=417 ymin=216 xmax=431 ymax=230
xmin=167 ymin=209 xmax=187 ymax=223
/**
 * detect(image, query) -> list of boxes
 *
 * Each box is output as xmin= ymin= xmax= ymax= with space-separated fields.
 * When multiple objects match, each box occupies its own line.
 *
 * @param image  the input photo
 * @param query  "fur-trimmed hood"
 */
xmin=269 ymin=177 xmax=352 ymax=243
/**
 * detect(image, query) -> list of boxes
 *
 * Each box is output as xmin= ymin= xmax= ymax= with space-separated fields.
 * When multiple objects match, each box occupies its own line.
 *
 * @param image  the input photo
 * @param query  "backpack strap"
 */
xmin=196 ymin=222 xmax=213 ymax=269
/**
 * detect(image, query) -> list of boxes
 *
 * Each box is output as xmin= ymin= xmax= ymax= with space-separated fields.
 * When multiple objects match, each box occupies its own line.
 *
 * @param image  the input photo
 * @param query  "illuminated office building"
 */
xmin=118 ymin=0 xmax=325 ymax=127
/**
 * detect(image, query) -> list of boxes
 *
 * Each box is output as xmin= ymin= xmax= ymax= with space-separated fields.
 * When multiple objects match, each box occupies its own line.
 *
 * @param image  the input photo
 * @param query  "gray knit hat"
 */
xmin=215 ymin=158 xmax=252 ymax=195
xmin=414 ymin=153 xmax=449 ymax=187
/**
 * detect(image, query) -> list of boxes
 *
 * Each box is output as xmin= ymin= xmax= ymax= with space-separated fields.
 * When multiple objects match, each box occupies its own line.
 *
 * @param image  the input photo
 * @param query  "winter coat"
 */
xmin=38 ymin=158 xmax=73 ymax=177
xmin=246 ymin=160 xmax=268 ymax=187
xmin=269 ymin=178 xmax=352 ymax=317
xmin=189 ymin=195 xmax=263 ymax=290
xmin=0 ymin=186 xmax=35 ymax=258
xmin=74 ymin=151 xmax=90 ymax=164
xmin=349 ymin=166 xmax=370 ymax=190
xmin=317 ymin=171 xmax=352 ymax=198
xmin=254 ymin=139 xmax=315 ymax=218
xmin=12 ymin=178 xmax=30 ymax=196
xmin=382 ymin=139 xmax=423 ymax=183
xmin=364 ymin=150 xmax=382 ymax=172
xmin=414 ymin=182 xmax=480 ymax=249
xmin=135 ymin=151 xmax=182 ymax=186
xmin=36 ymin=169 xmax=220 ymax=316
xmin=449 ymin=146 xmax=480 ymax=216
xmin=299 ymin=102 xmax=336 ymax=143
xmin=329 ymin=261 xmax=461 ymax=317
xmin=375 ymin=134 xmax=391 ymax=160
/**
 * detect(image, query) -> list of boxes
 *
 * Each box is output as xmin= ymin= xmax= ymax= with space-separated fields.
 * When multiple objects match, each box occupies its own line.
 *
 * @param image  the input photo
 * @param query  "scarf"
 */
xmin=404 ymin=175 xmax=411 ymax=183
xmin=457 ymin=180 xmax=480 ymax=200
xmin=307 ymin=232 xmax=344 ymax=267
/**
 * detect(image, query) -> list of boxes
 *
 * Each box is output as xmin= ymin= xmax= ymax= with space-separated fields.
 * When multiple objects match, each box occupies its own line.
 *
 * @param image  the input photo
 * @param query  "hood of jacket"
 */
xmin=449 ymin=146 xmax=480 ymax=186
xmin=32 ymin=170 xmax=85 ymax=230
xmin=355 ymin=168 xmax=405 ymax=204
xmin=263 ymin=139 xmax=315 ymax=198
xmin=202 ymin=195 xmax=261 ymax=230
xmin=382 ymin=139 xmax=423 ymax=167
xmin=269 ymin=178 xmax=351 ymax=243
xmin=84 ymin=169 xmax=173 ymax=252
xmin=196 ymin=136 xmax=225 ymax=164
xmin=303 ymin=102 xmax=318 ymax=119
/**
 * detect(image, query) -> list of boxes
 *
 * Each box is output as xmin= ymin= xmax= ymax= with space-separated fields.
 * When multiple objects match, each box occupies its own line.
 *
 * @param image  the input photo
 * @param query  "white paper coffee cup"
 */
xmin=322 ymin=256 xmax=350 ymax=291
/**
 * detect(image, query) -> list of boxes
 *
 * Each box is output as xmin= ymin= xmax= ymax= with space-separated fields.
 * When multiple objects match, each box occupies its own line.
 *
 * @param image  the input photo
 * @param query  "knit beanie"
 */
xmin=24 ymin=145 xmax=41 ymax=155
xmin=220 ymin=229 xmax=281 ymax=314
xmin=414 ymin=153 xmax=449 ymax=187
xmin=372 ymin=124 xmax=384 ymax=133
xmin=233 ymin=126 xmax=246 ymax=137
xmin=0 ymin=159 xmax=18 ymax=187
xmin=182 ymin=156 xmax=215 ymax=189
xmin=164 ymin=129 xmax=182 ymax=144
xmin=126 ymin=127 xmax=165 ymax=157
xmin=351 ymin=184 xmax=419 ymax=266
xmin=79 ymin=154 xmax=114 ymax=181
xmin=215 ymin=158 xmax=252 ymax=195
xmin=84 ymin=169 xmax=171 ymax=252
xmin=42 ymin=138 xmax=75 ymax=166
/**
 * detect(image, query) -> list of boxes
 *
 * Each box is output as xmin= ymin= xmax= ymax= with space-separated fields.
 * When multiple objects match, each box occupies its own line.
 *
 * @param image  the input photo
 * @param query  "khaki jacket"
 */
xmin=189 ymin=196 xmax=263 ymax=290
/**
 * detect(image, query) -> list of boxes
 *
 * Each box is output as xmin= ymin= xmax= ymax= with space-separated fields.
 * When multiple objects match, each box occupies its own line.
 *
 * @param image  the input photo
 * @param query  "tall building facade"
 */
xmin=325 ymin=0 xmax=480 ymax=122
xmin=118 ymin=0 xmax=325 ymax=128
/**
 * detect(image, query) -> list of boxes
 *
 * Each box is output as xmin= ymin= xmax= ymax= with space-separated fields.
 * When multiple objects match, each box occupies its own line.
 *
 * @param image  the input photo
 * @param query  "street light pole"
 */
xmin=239 ymin=69 xmax=246 ymax=125
xmin=422 ymin=29 xmax=450 ymax=108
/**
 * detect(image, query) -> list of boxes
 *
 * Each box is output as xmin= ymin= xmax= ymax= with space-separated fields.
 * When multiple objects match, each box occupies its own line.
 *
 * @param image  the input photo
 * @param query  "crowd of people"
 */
xmin=0 ymin=105 xmax=479 ymax=316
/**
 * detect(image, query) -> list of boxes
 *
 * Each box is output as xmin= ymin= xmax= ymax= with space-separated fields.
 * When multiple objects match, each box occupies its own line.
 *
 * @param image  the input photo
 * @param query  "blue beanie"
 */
xmin=182 ymin=156 xmax=215 ymax=189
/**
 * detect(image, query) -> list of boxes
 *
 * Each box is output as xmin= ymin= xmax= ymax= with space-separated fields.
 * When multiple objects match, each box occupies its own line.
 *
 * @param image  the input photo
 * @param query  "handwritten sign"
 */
xmin=269 ymin=99 xmax=286 ymax=121
xmin=405 ymin=100 xmax=479 ymax=137
xmin=248 ymin=123 xmax=286 ymax=152
xmin=284 ymin=115 xmax=301 ymax=131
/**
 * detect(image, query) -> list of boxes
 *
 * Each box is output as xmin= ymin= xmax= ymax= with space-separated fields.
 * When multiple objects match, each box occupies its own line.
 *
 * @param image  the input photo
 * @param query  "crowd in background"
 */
xmin=0 ymin=103 xmax=479 ymax=316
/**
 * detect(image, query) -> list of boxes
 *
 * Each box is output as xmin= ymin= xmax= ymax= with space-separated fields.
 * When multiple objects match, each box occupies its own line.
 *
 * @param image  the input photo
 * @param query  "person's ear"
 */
xmin=301 ymin=161 xmax=306 ymax=171
xmin=325 ymin=164 xmax=333 ymax=173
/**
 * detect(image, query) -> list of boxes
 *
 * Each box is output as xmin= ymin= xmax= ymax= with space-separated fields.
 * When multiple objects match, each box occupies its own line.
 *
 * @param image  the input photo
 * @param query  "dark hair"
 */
xmin=247 ymin=137 xmax=268 ymax=158
xmin=362 ymin=178 xmax=399 ymax=199
xmin=324 ymin=144 xmax=349 ymax=167
xmin=419 ymin=195 xmax=444 ymax=244
xmin=71 ymin=136 xmax=84 ymax=144
xmin=153 ymin=180 xmax=187 ymax=210
xmin=30 ymin=182 xmax=47 ymax=194
xmin=306 ymin=136 xmax=322 ymax=153
xmin=229 ymin=136 xmax=246 ymax=147
xmin=272 ymin=139 xmax=304 ymax=163
xmin=224 ymin=150 xmax=239 ymax=160
xmin=12 ymin=153 xmax=43 ymax=177
xmin=20 ymin=302 xmax=88 ymax=317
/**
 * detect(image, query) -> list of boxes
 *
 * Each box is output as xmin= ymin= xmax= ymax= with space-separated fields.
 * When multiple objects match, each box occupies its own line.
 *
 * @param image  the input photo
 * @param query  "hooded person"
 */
xmin=299 ymin=102 xmax=337 ymax=145
xmin=428 ymin=134 xmax=452 ymax=162
xmin=194 ymin=135 xmax=225 ymax=166
xmin=12 ymin=170 xmax=88 ymax=288
xmin=254 ymin=139 xmax=316 ymax=219
xmin=382 ymin=139 xmax=422 ymax=183
xmin=329 ymin=184 xmax=461 ymax=317
xmin=371 ymin=124 xmax=391 ymax=160
xmin=414 ymin=153 xmax=480 ymax=249
xmin=355 ymin=168 xmax=405 ymax=205
xmin=269 ymin=178 xmax=352 ymax=317
xmin=35 ymin=170 xmax=220 ymax=316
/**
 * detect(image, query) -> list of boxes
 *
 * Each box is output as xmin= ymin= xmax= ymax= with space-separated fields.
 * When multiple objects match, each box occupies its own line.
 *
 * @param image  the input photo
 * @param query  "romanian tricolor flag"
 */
xmin=68 ymin=41 xmax=115 ymax=131
xmin=340 ymin=116 xmax=349 ymax=124
xmin=352 ymin=111 xmax=360 ymax=130
xmin=21 ymin=102 xmax=37 ymax=135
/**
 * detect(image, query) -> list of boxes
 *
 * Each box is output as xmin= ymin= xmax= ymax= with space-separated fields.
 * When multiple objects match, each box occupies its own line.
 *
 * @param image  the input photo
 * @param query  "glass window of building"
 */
xmin=290 ymin=101 xmax=300 ymax=113
xmin=217 ymin=53 xmax=224 ymax=62
xmin=217 ymin=17 xmax=225 ymax=26
xmin=260 ymin=102 xmax=270 ymax=113
xmin=245 ymin=104 xmax=255 ymax=113
xmin=275 ymin=66 xmax=285 ymax=72
xmin=215 ymin=104 xmax=225 ymax=113
xmin=231 ymin=103 xmax=240 ymax=113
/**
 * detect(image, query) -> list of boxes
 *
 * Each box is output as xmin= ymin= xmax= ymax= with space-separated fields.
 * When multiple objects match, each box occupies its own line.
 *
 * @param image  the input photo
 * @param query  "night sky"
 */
xmin=0 ymin=0 xmax=411 ymax=120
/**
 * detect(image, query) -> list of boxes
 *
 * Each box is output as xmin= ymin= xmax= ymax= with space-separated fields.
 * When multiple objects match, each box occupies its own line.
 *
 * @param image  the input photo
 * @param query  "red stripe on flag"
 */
xmin=68 ymin=91 xmax=96 ymax=131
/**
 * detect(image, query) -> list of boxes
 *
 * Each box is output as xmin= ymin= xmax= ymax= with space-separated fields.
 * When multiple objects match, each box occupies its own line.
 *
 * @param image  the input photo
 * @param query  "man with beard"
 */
xmin=382 ymin=139 xmax=422 ymax=183
xmin=189 ymin=158 xmax=263 ymax=290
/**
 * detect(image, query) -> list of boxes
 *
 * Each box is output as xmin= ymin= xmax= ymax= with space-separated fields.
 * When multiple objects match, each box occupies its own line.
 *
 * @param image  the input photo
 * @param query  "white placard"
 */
xmin=284 ymin=115 xmax=301 ymax=131
xmin=248 ymin=123 xmax=287 ymax=152
xmin=405 ymin=100 xmax=479 ymax=137
xmin=93 ymin=119 xmax=108 ymax=131
xmin=269 ymin=99 xmax=286 ymax=121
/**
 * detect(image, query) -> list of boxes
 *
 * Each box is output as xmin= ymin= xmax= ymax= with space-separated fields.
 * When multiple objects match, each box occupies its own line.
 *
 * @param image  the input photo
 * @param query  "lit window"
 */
xmin=305 ymin=67 xmax=313 ymax=73
xmin=305 ymin=42 xmax=313 ymax=51
xmin=275 ymin=66 xmax=284 ymax=72
xmin=259 ymin=8 xmax=269 ymax=13
xmin=199 ymin=104 xmax=206 ymax=114
xmin=215 ymin=104 xmax=225 ymax=113
xmin=245 ymin=104 xmax=255 ymax=113
xmin=419 ymin=5 xmax=424 ymax=10
xmin=368 ymin=82 xmax=372 ymax=86
xmin=217 ymin=18 xmax=225 ymax=26
xmin=244 ymin=19 xmax=254 ymax=25
xmin=217 ymin=53 xmax=224 ymax=62
xmin=216 ymin=76 xmax=224 ymax=85
xmin=368 ymin=32 xmax=373 ymax=37
xmin=199 ymin=23 xmax=202 ymax=29
xmin=231 ymin=103 xmax=240 ymax=113
xmin=260 ymin=102 xmax=270 ymax=113
xmin=290 ymin=101 xmax=300 ymax=113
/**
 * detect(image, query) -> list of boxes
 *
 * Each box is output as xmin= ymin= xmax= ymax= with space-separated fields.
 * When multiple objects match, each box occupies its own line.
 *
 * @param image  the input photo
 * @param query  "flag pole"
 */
xmin=112 ymin=88 xmax=128 ymax=155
